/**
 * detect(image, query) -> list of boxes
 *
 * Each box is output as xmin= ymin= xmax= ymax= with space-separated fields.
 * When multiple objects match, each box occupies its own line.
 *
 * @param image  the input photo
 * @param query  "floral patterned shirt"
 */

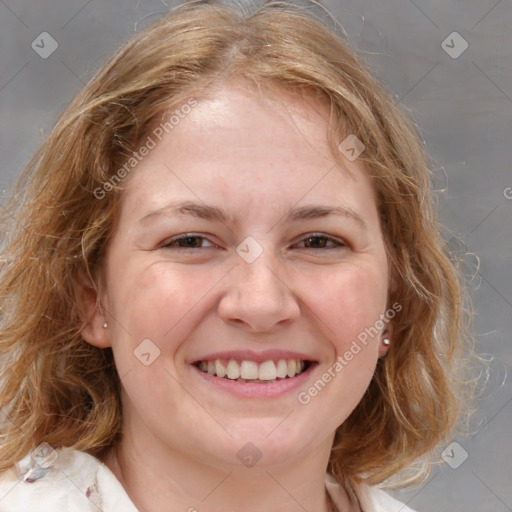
xmin=0 ymin=446 xmax=416 ymax=511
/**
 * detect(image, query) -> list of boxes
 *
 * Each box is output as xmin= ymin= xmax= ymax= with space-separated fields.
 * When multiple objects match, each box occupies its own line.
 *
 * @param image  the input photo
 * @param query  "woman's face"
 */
xmin=85 ymin=83 xmax=390 ymax=469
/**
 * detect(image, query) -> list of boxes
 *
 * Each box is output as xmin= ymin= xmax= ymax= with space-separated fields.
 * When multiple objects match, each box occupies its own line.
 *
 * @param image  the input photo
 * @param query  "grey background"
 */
xmin=0 ymin=0 xmax=511 ymax=511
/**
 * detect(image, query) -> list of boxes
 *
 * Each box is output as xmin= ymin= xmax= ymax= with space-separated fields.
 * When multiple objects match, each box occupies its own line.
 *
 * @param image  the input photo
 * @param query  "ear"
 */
xmin=76 ymin=270 xmax=112 ymax=349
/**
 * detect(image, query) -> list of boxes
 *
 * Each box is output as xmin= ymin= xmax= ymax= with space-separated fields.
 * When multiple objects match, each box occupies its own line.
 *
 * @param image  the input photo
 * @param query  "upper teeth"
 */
xmin=197 ymin=359 xmax=305 ymax=381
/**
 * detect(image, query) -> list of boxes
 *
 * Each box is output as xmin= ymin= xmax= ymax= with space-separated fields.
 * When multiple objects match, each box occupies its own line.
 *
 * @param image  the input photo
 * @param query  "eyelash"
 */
xmin=160 ymin=233 xmax=346 ymax=251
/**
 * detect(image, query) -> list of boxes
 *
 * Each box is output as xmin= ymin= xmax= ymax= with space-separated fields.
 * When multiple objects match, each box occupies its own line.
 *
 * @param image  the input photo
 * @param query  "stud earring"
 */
xmin=103 ymin=322 xmax=108 ymax=329
xmin=382 ymin=338 xmax=390 ymax=346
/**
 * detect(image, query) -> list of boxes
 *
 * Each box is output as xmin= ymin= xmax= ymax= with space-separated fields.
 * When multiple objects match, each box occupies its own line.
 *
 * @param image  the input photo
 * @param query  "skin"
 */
xmin=81 ymin=82 xmax=391 ymax=512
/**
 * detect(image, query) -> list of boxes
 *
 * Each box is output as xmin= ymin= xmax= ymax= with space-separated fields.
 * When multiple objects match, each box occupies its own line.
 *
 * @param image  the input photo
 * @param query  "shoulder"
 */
xmin=354 ymin=483 xmax=418 ymax=512
xmin=0 ymin=445 xmax=138 ymax=512
xmin=326 ymin=473 xmax=418 ymax=512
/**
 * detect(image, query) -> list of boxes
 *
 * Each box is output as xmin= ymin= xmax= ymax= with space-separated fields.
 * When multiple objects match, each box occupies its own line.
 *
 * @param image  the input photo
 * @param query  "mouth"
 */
xmin=193 ymin=358 xmax=312 ymax=383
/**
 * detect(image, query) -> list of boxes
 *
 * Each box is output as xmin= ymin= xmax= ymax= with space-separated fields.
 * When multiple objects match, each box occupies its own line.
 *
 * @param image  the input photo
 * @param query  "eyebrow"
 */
xmin=139 ymin=200 xmax=366 ymax=228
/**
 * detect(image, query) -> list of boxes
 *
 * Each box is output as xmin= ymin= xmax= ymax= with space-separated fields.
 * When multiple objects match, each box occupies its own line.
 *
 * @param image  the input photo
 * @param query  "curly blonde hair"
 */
xmin=0 ymin=0 xmax=474 ymax=487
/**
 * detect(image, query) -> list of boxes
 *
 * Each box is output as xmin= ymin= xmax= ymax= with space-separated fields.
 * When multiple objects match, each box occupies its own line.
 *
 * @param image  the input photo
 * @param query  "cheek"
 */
xmin=104 ymin=258 xmax=212 ymax=372
xmin=293 ymin=263 xmax=388 ymax=430
xmin=103 ymin=260 xmax=212 ymax=414
xmin=298 ymin=261 xmax=388 ymax=351
xmin=108 ymin=258 xmax=205 ymax=327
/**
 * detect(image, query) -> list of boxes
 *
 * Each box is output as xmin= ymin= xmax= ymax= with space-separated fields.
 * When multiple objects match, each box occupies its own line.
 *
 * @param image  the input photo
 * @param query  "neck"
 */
xmin=102 ymin=417 xmax=343 ymax=512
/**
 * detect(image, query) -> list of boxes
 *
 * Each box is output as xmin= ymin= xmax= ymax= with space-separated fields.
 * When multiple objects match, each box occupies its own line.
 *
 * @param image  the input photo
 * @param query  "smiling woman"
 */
xmin=0 ymin=1 xmax=475 ymax=511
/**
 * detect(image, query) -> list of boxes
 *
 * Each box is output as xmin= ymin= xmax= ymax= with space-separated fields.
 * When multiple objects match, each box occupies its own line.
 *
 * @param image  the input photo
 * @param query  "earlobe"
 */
xmin=378 ymin=325 xmax=393 ymax=358
xmin=378 ymin=337 xmax=390 ymax=357
xmin=81 ymin=302 xmax=112 ymax=349
xmin=76 ymin=271 xmax=112 ymax=349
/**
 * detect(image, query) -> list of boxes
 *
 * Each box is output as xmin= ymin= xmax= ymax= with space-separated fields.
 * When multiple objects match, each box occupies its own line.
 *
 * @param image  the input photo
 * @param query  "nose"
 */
xmin=217 ymin=251 xmax=301 ymax=334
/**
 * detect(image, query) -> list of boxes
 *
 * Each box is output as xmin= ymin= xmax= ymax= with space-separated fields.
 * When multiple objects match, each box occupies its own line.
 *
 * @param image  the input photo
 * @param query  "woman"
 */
xmin=0 ymin=1 xmax=474 ymax=510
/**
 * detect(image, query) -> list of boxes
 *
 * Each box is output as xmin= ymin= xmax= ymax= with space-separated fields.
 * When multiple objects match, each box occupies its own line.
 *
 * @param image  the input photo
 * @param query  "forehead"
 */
xmin=170 ymin=83 xmax=333 ymax=161
xmin=118 ymin=83 xmax=377 ymax=224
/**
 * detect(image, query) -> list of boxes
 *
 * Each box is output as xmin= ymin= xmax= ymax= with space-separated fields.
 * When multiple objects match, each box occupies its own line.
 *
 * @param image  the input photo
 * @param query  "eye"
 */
xmin=295 ymin=234 xmax=345 ymax=249
xmin=159 ymin=233 xmax=345 ymax=251
xmin=160 ymin=234 xmax=216 ymax=249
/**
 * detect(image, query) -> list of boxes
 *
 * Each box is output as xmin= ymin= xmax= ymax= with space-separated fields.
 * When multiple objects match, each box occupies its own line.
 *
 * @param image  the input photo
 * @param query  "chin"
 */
xmin=202 ymin=419 xmax=317 ymax=469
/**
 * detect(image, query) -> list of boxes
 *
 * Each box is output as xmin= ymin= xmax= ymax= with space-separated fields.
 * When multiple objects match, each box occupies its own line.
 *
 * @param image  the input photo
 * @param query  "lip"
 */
xmin=190 ymin=349 xmax=315 ymax=364
xmin=191 ymin=361 xmax=317 ymax=398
